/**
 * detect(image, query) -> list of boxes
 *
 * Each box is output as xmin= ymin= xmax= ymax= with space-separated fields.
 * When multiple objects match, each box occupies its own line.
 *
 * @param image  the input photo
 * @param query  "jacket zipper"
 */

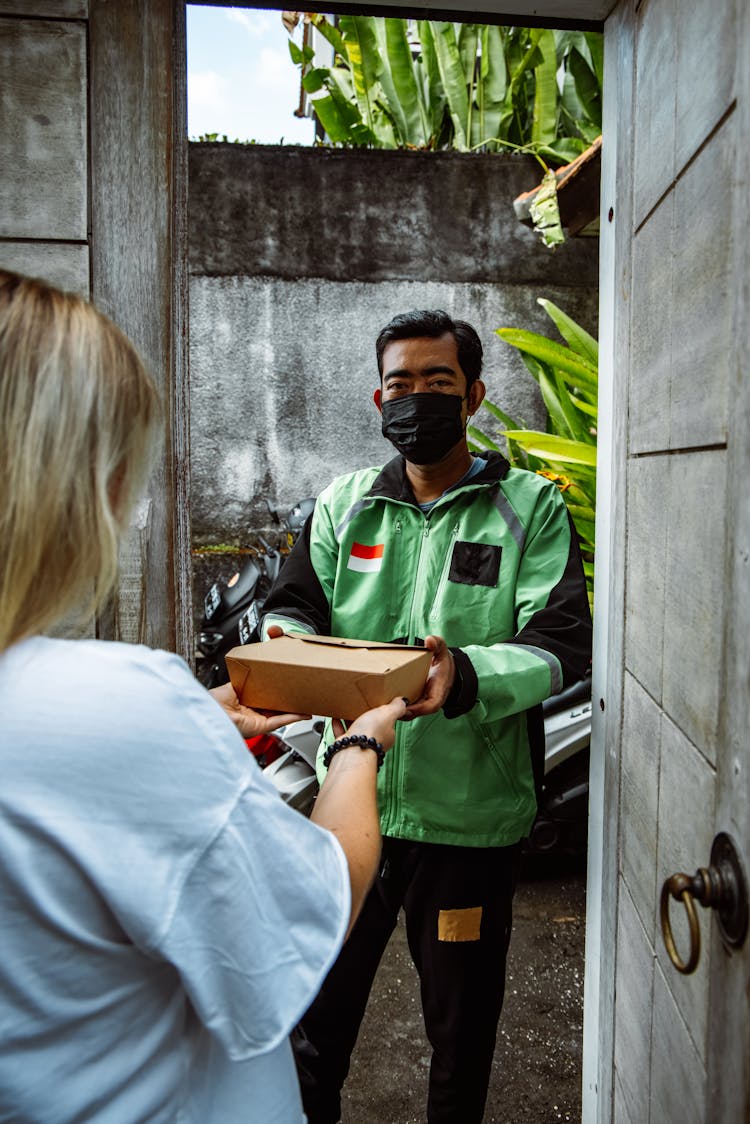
xmin=429 ymin=522 xmax=460 ymax=625
xmin=407 ymin=521 xmax=431 ymax=644
xmin=384 ymin=514 xmax=428 ymax=834
xmin=388 ymin=519 xmax=402 ymax=620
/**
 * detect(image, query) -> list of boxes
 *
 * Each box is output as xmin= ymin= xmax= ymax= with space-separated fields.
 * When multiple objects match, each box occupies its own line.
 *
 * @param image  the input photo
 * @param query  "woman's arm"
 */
xmin=310 ymin=696 xmax=405 ymax=934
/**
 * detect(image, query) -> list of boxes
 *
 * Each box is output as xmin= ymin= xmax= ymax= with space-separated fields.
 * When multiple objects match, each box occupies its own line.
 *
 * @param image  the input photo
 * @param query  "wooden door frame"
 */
xmin=90 ymin=0 xmax=192 ymax=657
xmin=580 ymin=4 xmax=629 ymax=1118
xmin=182 ymin=1 xmax=618 ymax=1118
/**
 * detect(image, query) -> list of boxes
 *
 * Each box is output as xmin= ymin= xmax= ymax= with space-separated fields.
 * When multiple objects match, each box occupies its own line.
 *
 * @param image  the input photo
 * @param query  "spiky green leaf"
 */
xmin=497 ymin=328 xmax=598 ymax=391
xmin=538 ymin=298 xmax=599 ymax=365
xmin=502 ymin=430 xmax=597 ymax=466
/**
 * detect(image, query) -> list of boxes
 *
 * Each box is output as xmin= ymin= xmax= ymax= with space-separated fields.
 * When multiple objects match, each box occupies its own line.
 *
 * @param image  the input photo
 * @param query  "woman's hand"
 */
xmin=208 ymin=681 xmax=309 ymax=740
xmin=332 ymin=695 xmax=407 ymax=752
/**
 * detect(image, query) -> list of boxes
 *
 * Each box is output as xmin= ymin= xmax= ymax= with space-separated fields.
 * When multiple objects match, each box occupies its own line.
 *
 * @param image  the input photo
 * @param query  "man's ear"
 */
xmin=467 ymin=379 xmax=486 ymax=416
xmin=373 ymin=387 xmax=382 ymax=413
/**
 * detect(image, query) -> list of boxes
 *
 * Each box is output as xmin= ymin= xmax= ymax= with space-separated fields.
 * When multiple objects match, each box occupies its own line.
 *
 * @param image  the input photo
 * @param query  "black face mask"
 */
xmin=381 ymin=392 xmax=466 ymax=465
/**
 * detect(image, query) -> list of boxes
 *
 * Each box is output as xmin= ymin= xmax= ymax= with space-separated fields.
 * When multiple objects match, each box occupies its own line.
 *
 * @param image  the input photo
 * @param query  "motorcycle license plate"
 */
xmin=238 ymin=603 xmax=260 ymax=644
xmin=204 ymin=582 xmax=221 ymax=620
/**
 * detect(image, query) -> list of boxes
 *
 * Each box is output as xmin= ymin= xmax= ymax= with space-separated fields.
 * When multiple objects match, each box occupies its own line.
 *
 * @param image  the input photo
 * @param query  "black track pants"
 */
xmin=293 ymin=836 xmax=520 ymax=1124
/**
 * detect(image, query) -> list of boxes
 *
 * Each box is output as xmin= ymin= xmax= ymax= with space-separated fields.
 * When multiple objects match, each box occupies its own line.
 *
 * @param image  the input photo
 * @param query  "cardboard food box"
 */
xmin=225 ymin=634 xmax=432 ymax=720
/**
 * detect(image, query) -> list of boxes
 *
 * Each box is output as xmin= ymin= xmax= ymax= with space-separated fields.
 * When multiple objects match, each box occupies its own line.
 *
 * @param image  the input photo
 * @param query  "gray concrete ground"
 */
xmin=338 ymin=855 xmax=587 ymax=1123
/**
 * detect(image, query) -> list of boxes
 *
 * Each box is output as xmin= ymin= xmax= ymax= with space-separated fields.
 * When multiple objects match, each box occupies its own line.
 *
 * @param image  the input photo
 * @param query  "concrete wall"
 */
xmin=188 ymin=144 xmax=599 ymax=565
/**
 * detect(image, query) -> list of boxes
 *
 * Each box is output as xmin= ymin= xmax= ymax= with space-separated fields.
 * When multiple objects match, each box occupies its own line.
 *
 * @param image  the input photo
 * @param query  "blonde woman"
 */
xmin=0 ymin=270 xmax=405 ymax=1123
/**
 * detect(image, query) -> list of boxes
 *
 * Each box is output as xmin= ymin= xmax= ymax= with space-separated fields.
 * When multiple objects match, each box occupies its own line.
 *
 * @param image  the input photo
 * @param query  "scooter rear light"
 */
xmin=245 ymin=733 xmax=285 ymax=767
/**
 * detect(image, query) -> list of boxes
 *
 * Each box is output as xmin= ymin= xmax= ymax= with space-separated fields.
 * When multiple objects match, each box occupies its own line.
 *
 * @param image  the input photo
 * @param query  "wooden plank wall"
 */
xmin=0 ymin=4 xmax=89 ymax=294
xmin=0 ymin=0 xmax=190 ymax=659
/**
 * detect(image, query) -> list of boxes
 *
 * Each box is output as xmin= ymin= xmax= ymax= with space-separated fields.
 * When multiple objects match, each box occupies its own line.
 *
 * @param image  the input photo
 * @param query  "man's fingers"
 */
xmin=424 ymin=634 xmax=447 ymax=658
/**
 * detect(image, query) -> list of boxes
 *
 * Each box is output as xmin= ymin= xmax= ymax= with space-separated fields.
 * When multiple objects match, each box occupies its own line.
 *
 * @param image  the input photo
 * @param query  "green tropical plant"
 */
xmin=288 ymin=17 xmax=602 ymax=163
xmin=468 ymin=299 xmax=597 ymax=608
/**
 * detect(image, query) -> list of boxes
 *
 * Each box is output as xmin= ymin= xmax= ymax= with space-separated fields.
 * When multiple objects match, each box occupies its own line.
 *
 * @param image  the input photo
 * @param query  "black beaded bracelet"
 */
xmin=322 ymin=734 xmax=385 ymax=771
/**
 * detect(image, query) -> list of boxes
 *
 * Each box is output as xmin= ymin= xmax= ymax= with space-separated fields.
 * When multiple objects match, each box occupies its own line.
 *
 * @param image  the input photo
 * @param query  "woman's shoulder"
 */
xmin=2 ymin=636 xmax=240 ymax=762
xmin=13 ymin=635 xmax=193 ymax=684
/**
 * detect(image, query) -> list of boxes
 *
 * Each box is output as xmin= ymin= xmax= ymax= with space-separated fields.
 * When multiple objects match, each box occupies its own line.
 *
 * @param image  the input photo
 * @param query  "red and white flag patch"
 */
xmin=347 ymin=542 xmax=385 ymax=573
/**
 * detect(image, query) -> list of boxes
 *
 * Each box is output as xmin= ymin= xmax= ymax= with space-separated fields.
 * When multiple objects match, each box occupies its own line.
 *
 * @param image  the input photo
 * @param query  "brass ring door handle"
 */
xmin=659 ymin=833 xmax=748 ymax=976
xmin=660 ymin=874 xmax=703 ymax=974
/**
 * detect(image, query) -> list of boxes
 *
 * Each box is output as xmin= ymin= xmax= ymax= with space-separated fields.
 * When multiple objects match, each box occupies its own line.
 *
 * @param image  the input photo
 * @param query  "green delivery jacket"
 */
xmin=261 ymin=451 xmax=592 ymax=848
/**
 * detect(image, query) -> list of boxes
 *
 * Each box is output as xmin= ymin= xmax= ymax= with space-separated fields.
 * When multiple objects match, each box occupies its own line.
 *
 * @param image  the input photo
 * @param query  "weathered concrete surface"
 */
xmin=189 ymin=275 xmax=599 ymax=543
xmin=189 ymin=144 xmax=599 ymax=287
xmin=188 ymin=143 xmax=599 ymax=624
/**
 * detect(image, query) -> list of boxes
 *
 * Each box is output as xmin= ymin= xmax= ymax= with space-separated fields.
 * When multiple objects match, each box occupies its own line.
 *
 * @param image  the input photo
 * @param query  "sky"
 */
xmin=187 ymin=5 xmax=315 ymax=145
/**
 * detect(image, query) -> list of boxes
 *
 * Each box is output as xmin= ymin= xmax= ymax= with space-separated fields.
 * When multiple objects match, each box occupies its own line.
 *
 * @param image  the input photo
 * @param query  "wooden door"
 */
xmin=587 ymin=0 xmax=750 ymax=1119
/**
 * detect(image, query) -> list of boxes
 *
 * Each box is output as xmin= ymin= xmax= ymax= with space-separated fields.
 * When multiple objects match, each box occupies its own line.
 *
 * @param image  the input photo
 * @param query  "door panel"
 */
xmin=600 ymin=0 xmax=750 ymax=1119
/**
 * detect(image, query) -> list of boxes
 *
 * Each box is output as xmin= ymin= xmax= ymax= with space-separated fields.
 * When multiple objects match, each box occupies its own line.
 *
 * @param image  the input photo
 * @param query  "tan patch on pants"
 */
xmin=437 ymin=906 xmax=483 ymax=942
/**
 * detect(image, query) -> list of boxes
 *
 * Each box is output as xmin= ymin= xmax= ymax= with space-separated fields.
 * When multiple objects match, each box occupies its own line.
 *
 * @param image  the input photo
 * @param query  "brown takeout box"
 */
xmin=225 ymin=634 xmax=432 ymax=719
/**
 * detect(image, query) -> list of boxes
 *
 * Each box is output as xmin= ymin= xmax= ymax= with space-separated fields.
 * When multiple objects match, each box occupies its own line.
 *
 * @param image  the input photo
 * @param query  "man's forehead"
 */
xmin=381 ymin=333 xmax=460 ymax=371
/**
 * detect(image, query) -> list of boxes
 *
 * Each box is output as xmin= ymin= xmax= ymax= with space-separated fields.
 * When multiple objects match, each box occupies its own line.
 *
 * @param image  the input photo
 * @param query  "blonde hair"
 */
xmin=0 ymin=270 xmax=162 ymax=652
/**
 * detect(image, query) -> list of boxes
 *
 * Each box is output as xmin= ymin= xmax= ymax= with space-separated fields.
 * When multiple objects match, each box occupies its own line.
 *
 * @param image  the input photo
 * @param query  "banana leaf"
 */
xmin=459 ymin=24 xmax=480 ymax=145
xmin=538 ymin=298 xmax=599 ymax=365
xmin=457 ymin=23 xmax=480 ymax=83
xmin=288 ymin=39 xmax=313 ymax=67
xmin=472 ymin=25 xmax=507 ymax=149
xmin=380 ymin=19 xmax=429 ymax=146
xmin=321 ymin=67 xmax=375 ymax=146
xmin=539 ymin=138 xmax=589 ymax=165
xmin=308 ymin=13 xmax=346 ymax=60
xmin=529 ymin=169 xmax=565 ymax=248
xmin=429 ymin=21 xmax=471 ymax=150
xmin=340 ymin=16 xmax=383 ymax=136
xmin=531 ymin=29 xmax=558 ymax=147
xmin=584 ymin=31 xmax=604 ymax=86
xmin=568 ymin=46 xmax=601 ymax=129
xmin=497 ymin=329 xmax=598 ymax=391
xmin=416 ymin=20 xmax=448 ymax=143
xmin=502 ymin=430 xmax=597 ymax=467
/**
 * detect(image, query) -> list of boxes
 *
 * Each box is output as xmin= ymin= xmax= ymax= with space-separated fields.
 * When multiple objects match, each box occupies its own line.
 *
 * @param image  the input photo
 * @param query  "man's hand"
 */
xmin=208 ymin=681 xmax=309 ymax=740
xmin=402 ymin=635 xmax=455 ymax=719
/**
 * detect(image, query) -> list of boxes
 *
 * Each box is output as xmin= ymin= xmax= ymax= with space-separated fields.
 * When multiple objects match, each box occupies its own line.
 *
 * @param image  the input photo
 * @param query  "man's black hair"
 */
xmin=376 ymin=309 xmax=483 ymax=387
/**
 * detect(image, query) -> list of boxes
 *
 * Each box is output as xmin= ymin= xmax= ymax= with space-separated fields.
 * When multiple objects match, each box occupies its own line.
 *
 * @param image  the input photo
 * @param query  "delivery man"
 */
xmin=260 ymin=309 xmax=592 ymax=1123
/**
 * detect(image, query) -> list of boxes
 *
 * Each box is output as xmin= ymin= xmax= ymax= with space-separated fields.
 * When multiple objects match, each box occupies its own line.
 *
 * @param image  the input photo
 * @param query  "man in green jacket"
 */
xmin=261 ymin=309 xmax=592 ymax=1123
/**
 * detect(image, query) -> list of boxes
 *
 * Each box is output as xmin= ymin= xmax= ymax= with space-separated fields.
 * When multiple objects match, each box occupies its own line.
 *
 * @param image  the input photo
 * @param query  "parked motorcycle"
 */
xmin=261 ymin=717 xmax=323 ymax=816
xmin=196 ymin=498 xmax=315 ymax=689
xmin=527 ymin=675 xmax=592 ymax=855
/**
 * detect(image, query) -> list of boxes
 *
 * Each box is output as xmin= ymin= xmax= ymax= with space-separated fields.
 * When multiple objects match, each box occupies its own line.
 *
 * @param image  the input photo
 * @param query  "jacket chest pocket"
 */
xmin=448 ymin=540 xmax=502 ymax=587
xmin=428 ymin=536 xmax=503 ymax=630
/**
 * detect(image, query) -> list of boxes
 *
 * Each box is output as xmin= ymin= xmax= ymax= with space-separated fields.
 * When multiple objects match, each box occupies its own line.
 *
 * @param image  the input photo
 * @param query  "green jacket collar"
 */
xmin=365 ymin=450 xmax=512 ymax=506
